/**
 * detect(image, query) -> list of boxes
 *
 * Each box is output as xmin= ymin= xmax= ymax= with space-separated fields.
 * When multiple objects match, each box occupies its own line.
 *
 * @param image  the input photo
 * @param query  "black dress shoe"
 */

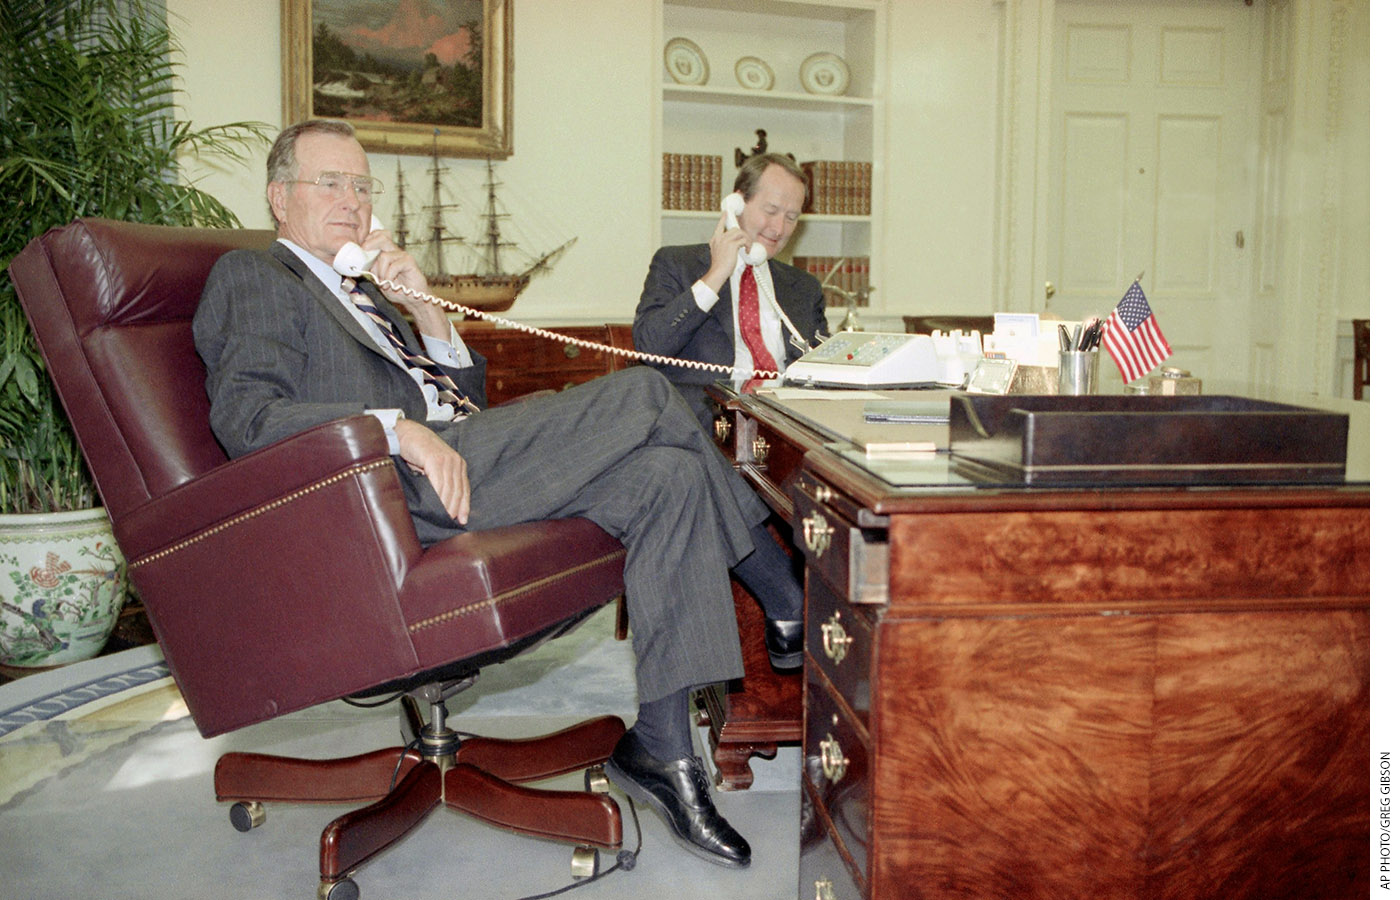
xmin=603 ymin=730 xmax=752 ymax=868
xmin=764 ymin=618 xmax=803 ymax=670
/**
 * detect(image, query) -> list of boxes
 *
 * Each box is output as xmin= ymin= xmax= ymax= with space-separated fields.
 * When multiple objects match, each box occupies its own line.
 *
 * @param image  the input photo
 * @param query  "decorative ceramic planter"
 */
xmin=0 ymin=507 xmax=128 ymax=668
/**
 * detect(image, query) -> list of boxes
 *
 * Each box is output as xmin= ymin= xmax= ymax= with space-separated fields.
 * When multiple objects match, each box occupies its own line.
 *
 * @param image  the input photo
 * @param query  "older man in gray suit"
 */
xmin=193 ymin=120 xmax=804 ymax=869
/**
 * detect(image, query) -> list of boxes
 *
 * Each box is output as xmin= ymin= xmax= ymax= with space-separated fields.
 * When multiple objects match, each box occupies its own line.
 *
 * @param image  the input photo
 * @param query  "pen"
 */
xmin=1078 ymin=316 xmax=1101 ymax=351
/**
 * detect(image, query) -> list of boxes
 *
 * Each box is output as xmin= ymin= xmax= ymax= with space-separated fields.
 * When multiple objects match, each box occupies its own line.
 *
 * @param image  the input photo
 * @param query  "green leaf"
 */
xmin=0 ymin=0 xmax=273 ymax=513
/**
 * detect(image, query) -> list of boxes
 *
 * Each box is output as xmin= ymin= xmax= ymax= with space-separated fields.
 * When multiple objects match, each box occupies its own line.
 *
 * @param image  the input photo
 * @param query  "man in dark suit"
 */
xmin=193 ymin=120 xmax=804 ymax=869
xmin=633 ymin=153 xmax=829 ymax=424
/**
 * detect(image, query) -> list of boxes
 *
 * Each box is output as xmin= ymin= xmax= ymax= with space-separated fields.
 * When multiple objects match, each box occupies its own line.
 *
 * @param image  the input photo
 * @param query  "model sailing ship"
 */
xmin=391 ymin=148 xmax=575 ymax=313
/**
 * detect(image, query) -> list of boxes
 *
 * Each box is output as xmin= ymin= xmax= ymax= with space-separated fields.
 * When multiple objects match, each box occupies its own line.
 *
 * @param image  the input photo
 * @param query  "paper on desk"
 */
xmin=764 ymin=387 xmax=888 ymax=401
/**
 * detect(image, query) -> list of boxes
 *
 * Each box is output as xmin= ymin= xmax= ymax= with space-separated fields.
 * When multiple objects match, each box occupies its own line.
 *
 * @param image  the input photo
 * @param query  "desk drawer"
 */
xmin=462 ymin=326 xmax=613 ymax=373
xmin=806 ymin=666 xmax=870 ymax=885
xmin=807 ymin=574 xmax=874 ymax=730
xmin=474 ymin=326 xmax=611 ymax=366
xmin=801 ymin=780 xmax=866 ymax=900
xmin=791 ymin=477 xmax=888 ymax=605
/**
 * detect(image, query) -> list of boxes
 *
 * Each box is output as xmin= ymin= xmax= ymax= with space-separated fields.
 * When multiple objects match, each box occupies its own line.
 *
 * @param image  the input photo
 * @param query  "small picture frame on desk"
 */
xmin=281 ymin=0 xmax=512 ymax=159
xmin=966 ymin=357 xmax=1017 ymax=394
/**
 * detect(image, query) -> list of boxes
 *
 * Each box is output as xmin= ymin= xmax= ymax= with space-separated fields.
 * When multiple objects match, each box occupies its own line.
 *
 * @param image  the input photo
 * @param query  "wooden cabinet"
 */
xmin=709 ymin=387 xmax=1369 ymax=900
xmin=455 ymin=322 xmax=634 ymax=406
xmin=657 ymin=0 xmax=885 ymax=283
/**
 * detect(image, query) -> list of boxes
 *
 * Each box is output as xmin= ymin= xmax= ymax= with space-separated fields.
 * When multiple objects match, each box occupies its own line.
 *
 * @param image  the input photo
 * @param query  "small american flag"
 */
xmin=1102 ymin=281 xmax=1171 ymax=383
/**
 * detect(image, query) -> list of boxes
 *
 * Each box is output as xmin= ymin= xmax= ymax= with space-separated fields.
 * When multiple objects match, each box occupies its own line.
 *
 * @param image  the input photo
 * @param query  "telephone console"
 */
xmin=784 ymin=332 xmax=965 ymax=389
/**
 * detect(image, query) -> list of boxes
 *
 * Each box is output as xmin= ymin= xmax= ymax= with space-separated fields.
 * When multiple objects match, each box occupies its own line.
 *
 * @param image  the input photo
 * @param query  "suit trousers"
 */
xmin=396 ymin=366 xmax=767 ymax=703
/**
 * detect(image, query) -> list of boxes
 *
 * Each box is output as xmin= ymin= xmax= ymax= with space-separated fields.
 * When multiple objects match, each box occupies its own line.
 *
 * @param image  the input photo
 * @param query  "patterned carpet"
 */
xmin=0 ymin=610 xmax=800 ymax=900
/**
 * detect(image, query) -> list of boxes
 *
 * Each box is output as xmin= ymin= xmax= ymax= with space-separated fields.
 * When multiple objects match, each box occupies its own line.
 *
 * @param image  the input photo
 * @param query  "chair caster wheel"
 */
xmin=570 ymin=846 xmax=600 ymax=879
xmin=318 ymin=877 xmax=359 ymax=900
xmin=228 ymin=801 xmax=265 ymax=832
xmin=584 ymin=765 xmax=610 ymax=793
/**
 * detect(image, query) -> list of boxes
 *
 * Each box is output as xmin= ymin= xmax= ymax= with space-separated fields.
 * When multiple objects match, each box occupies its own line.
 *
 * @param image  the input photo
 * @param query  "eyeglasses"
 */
xmin=284 ymin=171 xmax=384 ymax=201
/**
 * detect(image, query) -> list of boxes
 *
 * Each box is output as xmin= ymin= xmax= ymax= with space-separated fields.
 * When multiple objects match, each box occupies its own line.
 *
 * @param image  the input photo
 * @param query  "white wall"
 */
xmin=167 ymin=0 xmax=279 ymax=230
xmin=882 ymin=1 xmax=1003 ymax=315
xmin=169 ymin=0 xmax=657 ymax=323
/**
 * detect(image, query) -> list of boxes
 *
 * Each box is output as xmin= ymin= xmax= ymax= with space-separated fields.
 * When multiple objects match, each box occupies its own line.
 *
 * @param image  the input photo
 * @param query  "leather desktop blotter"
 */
xmin=948 ymin=394 xmax=1349 ymax=485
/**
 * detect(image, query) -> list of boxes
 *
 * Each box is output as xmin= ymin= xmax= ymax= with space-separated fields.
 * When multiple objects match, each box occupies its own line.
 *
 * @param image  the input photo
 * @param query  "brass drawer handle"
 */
xmin=813 ymin=483 xmax=833 ymax=503
xmin=563 ymin=343 xmax=581 ymax=359
xmin=821 ymin=615 xmax=853 ymax=665
xmin=802 ymin=512 xmax=833 ymax=558
xmin=814 ymin=878 xmax=836 ymax=900
xmin=751 ymin=435 xmax=769 ymax=465
xmin=714 ymin=417 xmax=731 ymax=442
xmin=820 ymin=733 xmax=849 ymax=784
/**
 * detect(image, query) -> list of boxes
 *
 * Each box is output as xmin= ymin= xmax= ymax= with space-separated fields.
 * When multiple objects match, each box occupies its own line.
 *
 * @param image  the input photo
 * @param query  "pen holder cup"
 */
xmin=1057 ymin=350 xmax=1100 ymax=396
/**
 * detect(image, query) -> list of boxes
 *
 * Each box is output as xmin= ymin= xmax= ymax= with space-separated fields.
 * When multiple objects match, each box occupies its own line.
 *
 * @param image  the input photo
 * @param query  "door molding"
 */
xmin=995 ymin=0 xmax=1055 ymax=314
xmin=1293 ymin=0 xmax=1359 ymax=395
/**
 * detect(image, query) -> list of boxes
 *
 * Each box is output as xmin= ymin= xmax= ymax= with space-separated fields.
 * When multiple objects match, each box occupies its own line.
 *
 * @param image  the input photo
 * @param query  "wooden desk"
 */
xmin=708 ymin=386 xmax=1368 ymax=900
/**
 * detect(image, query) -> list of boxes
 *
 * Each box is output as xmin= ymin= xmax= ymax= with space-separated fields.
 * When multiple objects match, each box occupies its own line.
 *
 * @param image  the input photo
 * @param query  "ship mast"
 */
xmin=392 ymin=161 xmax=410 ymax=249
xmin=422 ymin=134 xmax=463 ymax=278
xmin=475 ymin=159 xmax=518 ymax=276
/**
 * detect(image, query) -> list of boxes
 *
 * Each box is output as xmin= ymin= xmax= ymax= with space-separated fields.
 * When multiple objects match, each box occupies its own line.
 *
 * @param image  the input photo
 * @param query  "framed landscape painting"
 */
xmin=282 ymin=0 xmax=512 ymax=158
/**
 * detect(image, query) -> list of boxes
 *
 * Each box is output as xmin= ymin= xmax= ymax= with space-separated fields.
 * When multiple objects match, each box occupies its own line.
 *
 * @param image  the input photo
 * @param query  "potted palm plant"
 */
xmin=0 ymin=0 xmax=269 ymax=667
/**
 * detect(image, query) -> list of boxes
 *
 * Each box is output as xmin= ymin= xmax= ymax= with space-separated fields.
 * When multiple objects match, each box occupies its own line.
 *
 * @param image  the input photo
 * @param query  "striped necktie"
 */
xmin=345 ymin=281 xmax=478 ymax=419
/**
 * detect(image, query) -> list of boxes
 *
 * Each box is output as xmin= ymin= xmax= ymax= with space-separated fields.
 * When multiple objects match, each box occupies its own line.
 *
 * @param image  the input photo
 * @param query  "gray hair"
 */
xmin=266 ymin=119 xmax=357 ymax=185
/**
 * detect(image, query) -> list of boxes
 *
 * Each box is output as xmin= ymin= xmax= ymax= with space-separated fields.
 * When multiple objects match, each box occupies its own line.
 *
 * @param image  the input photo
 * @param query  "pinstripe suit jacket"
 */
xmin=193 ymin=242 xmax=487 ymax=460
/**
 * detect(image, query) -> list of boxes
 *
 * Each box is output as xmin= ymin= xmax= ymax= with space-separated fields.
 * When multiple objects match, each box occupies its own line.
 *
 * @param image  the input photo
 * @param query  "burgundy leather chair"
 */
xmin=9 ymin=218 xmax=630 ymax=899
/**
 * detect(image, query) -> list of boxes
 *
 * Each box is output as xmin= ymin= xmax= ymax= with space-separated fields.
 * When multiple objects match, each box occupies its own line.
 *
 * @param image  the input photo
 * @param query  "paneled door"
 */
xmin=1047 ymin=0 xmax=1261 ymax=387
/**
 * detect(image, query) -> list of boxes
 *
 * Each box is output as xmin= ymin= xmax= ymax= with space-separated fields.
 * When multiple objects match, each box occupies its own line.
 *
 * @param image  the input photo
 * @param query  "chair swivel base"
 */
xmin=216 ymin=707 xmax=627 ymax=898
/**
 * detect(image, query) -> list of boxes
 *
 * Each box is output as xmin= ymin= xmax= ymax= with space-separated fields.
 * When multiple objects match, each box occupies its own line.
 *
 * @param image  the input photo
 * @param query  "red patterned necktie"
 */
xmin=347 ymin=283 xmax=478 ymax=419
xmin=738 ymin=266 xmax=778 ymax=392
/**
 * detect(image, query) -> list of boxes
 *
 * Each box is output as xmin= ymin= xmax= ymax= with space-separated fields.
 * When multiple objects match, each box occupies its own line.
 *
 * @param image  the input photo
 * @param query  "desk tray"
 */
xmin=948 ymin=394 xmax=1348 ymax=485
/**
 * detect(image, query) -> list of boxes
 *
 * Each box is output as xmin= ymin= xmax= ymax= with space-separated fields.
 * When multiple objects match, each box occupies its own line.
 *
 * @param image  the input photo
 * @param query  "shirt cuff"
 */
xmin=424 ymin=330 xmax=473 ymax=368
xmin=691 ymin=279 xmax=720 ymax=313
xmin=367 ymin=408 xmax=404 ymax=455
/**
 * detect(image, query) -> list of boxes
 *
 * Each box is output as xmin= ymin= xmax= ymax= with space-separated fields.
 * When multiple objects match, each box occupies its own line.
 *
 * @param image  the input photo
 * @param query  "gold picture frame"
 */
xmin=281 ymin=0 xmax=512 ymax=158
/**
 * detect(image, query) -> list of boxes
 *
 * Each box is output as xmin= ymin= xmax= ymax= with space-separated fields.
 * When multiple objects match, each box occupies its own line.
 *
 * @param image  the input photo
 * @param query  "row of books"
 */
xmin=791 ymin=256 xmax=872 ymax=307
xmin=800 ymin=160 xmax=872 ymax=216
xmin=661 ymin=152 xmax=724 ymax=211
xmin=662 ymin=153 xmax=874 ymax=217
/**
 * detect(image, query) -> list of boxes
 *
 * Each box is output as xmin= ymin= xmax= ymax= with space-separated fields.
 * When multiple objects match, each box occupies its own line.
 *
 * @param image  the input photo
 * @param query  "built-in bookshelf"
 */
xmin=656 ymin=0 xmax=885 ymax=293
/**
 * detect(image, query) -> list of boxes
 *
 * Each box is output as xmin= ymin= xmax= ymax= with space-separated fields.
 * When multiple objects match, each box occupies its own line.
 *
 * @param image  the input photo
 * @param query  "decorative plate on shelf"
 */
xmin=800 ymin=52 xmax=850 ymax=96
xmin=664 ymin=37 xmax=709 ymax=86
xmin=734 ymin=56 xmax=775 ymax=91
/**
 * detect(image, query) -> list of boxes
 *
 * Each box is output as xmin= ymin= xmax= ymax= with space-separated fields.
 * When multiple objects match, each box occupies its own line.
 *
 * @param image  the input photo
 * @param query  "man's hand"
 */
xmin=702 ymin=212 xmax=749 ymax=294
xmin=362 ymin=226 xmax=453 ymax=343
xmin=394 ymin=418 xmax=470 ymax=525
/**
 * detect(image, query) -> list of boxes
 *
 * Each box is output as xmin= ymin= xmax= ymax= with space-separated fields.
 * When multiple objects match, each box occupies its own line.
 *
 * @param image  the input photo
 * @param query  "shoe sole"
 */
xmin=603 ymin=759 xmax=752 ymax=869
xmin=768 ymin=650 xmax=802 ymax=670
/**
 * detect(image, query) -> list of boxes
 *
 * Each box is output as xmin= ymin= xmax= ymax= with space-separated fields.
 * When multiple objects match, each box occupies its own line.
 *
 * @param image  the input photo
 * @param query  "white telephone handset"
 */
xmin=331 ymin=215 xmax=385 ymax=279
xmin=721 ymin=192 xmax=767 ymax=266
